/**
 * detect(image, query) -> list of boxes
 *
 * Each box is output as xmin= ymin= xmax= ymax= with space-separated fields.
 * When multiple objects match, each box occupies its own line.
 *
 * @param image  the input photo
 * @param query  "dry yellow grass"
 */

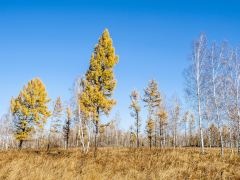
xmin=0 ymin=148 xmax=239 ymax=180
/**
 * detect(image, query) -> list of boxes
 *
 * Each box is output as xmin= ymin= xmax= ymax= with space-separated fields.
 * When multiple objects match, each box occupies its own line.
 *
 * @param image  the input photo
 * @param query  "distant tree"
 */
xmin=48 ymin=97 xmax=63 ymax=149
xmin=99 ymin=124 xmax=105 ymax=145
xmin=129 ymin=90 xmax=141 ymax=148
xmin=129 ymin=125 xmax=136 ymax=148
xmin=224 ymin=48 xmax=240 ymax=155
xmin=156 ymin=104 xmax=168 ymax=148
xmin=0 ymin=112 xmax=14 ymax=150
xmin=189 ymin=113 xmax=195 ymax=146
xmin=170 ymin=97 xmax=180 ymax=148
xmin=209 ymin=123 xmax=219 ymax=147
xmin=51 ymin=97 xmax=63 ymax=134
xmin=72 ymin=76 xmax=91 ymax=153
xmin=80 ymin=29 xmax=119 ymax=156
xmin=146 ymin=118 xmax=154 ymax=149
xmin=11 ymin=78 xmax=51 ymax=149
xmin=143 ymin=80 xmax=161 ymax=147
xmin=182 ymin=111 xmax=189 ymax=147
xmin=63 ymin=107 xmax=72 ymax=149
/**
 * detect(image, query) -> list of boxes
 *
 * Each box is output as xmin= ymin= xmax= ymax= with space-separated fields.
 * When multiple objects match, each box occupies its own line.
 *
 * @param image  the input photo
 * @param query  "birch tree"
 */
xmin=74 ymin=77 xmax=91 ymax=154
xmin=227 ymin=48 xmax=240 ymax=155
xmin=184 ymin=33 xmax=207 ymax=154
xmin=207 ymin=43 xmax=227 ymax=156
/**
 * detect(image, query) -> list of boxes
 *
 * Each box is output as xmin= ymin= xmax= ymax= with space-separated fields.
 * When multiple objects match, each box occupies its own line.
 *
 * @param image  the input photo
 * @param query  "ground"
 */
xmin=0 ymin=148 xmax=239 ymax=180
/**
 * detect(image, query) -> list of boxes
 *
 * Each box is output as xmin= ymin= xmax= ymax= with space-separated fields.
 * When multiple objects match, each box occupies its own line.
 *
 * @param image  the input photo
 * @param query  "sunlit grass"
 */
xmin=0 ymin=148 xmax=239 ymax=180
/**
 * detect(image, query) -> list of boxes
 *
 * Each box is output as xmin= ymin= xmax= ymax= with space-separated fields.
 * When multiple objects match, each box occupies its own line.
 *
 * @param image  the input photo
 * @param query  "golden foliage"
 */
xmin=80 ymin=29 xmax=118 ymax=122
xmin=11 ymin=78 xmax=51 ymax=141
xmin=143 ymin=80 xmax=161 ymax=116
xmin=130 ymin=90 xmax=141 ymax=113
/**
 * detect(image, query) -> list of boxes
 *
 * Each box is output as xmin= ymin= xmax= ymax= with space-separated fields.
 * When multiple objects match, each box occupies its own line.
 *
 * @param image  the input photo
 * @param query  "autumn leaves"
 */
xmin=11 ymin=29 xmax=118 ymax=150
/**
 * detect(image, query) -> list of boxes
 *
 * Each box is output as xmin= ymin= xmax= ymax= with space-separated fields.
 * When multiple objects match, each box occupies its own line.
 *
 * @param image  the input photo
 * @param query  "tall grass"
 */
xmin=0 ymin=148 xmax=239 ymax=180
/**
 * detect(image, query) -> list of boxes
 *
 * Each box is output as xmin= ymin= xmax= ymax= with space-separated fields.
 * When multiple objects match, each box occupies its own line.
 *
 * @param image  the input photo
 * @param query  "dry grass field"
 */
xmin=0 ymin=148 xmax=240 ymax=180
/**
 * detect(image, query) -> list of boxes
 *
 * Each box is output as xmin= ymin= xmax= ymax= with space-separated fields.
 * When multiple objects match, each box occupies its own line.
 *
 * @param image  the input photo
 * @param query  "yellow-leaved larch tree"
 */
xmin=11 ymin=78 xmax=51 ymax=149
xmin=80 ymin=29 xmax=119 ymax=155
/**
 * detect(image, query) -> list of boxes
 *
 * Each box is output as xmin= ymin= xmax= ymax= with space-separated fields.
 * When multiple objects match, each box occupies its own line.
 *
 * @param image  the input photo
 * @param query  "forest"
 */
xmin=0 ymin=29 xmax=240 ymax=179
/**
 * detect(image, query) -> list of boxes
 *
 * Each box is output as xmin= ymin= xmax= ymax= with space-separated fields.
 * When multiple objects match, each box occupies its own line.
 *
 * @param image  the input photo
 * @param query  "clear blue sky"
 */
xmin=1 ymin=0 xmax=240 ymax=130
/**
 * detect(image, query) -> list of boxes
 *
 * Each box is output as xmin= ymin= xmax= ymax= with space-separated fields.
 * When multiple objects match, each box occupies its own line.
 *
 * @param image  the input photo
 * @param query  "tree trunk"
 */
xmin=136 ymin=112 xmax=139 ymax=148
xmin=197 ymin=91 xmax=204 ymax=154
xmin=19 ymin=140 xmax=23 ymax=149
xmin=209 ymin=129 xmax=212 ymax=148
xmin=154 ymin=119 xmax=157 ymax=147
xmin=159 ymin=121 xmax=162 ymax=148
xmin=94 ymin=121 xmax=99 ymax=157
xmin=219 ymin=128 xmax=224 ymax=156
xmin=185 ymin=122 xmax=187 ymax=147
xmin=149 ymin=135 xmax=152 ymax=150
xmin=238 ymin=121 xmax=240 ymax=155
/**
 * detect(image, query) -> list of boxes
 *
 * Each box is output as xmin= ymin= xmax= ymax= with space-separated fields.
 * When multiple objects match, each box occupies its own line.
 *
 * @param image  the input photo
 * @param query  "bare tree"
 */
xmin=182 ymin=111 xmax=189 ymax=147
xmin=0 ymin=111 xmax=14 ymax=150
xmin=63 ymin=107 xmax=72 ymax=149
xmin=143 ymin=80 xmax=161 ymax=147
xmin=227 ymin=48 xmax=240 ymax=155
xmin=74 ymin=77 xmax=91 ymax=154
xmin=184 ymin=33 xmax=207 ymax=154
xmin=129 ymin=90 xmax=141 ymax=148
xmin=169 ymin=96 xmax=181 ymax=148
xmin=206 ymin=43 xmax=227 ymax=156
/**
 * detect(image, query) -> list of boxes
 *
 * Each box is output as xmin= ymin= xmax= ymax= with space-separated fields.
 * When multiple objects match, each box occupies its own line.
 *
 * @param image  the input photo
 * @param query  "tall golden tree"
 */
xmin=80 ymin=29 xmax=119 ymax=155
xmin=11 ymin=78 xmax=51 ymax=149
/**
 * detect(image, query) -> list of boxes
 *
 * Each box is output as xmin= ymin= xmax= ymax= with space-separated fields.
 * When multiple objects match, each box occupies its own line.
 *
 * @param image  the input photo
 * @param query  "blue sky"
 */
xmin=1 ymin=0 xmax=240 ymax=130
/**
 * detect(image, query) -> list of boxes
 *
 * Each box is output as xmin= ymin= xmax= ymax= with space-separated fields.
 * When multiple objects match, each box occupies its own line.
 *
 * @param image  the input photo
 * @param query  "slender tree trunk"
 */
xmin=174 ymin=122 xmax=177 ymax=149
xmin=219 ymin=127 xmax=224 ymax=156
xmin=136 ymin=112 xmax=139 ymax=148
xmin=66 ymin=138 xmax=69 ymax=149
xmin=149 ymin=135 xmax=152 ymax=149
xmin=154 ymin=119 xmax=157 ymax=147
xmin=94 ymin=120 xmax=99 ymax=157
xmin=159 ymin=121 xmax=162 ymax=148
xmin=198 ymin=97 xmax=204 ymax=154
xmin=185 ymin=122 xmax=187 ymax=147
xmin=19 ymin=140 xmax=23 ymax=149
xmin=238 ymin=121 xmax=240 ymax=155
xmin=197 ymin=81 xmax=204 ymax=153
xmin=195 ymin=35 xmax=205 ymax=154
xmin=209 ymin=129 xmax=212 ymax=148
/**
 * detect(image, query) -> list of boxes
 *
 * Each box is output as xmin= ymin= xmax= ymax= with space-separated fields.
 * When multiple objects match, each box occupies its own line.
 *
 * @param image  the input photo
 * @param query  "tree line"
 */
xmin=0 ymin=31 xmax=240 ymax=156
